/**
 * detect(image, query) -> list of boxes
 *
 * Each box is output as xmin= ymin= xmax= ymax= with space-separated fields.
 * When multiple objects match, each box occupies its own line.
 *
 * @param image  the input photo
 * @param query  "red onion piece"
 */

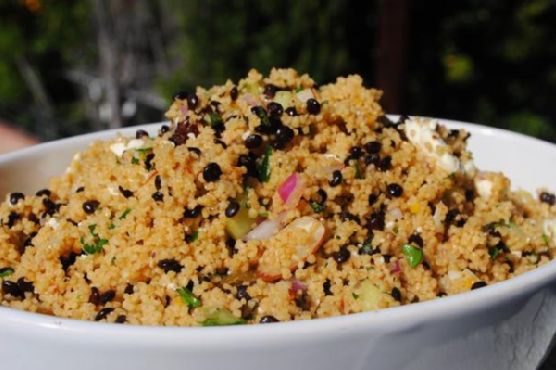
xmin=291 ymin=279 xmax=307 ymax=293
xmin=278 ymin=173 xmax=298 ymax=203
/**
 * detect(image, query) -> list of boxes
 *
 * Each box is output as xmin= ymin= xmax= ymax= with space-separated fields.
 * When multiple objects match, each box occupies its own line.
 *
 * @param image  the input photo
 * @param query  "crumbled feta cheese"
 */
xmin=46 ymin=218 xmax=60 ymax=230
xmin=110 ymin=142 xmax=127 ymax=156
xmin=463 ymin=159 xmax=476 ymax=174
xmin=474 ymin=179 xmax=493 ymax=198
xmin=448 ymin=270 xmax=462 ymax=280
xmin=110 ymin=139 xmax=145 ymax=157
xmin=107 ymin=186 xmax=119 ymax=195
xmin=126 ymin=139 xmax=145 ymax=150
xmin=296 ymin=89 xmax=314 ymax=103
xmin=404 ymin=117 xmax=462 ymax=172
xmin=543 ymin=219 xmax=556 ymax=246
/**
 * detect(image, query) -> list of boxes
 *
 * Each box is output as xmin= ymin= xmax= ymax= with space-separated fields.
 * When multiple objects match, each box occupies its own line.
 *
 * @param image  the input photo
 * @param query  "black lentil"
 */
xmin=9 ymin=193 xmax=25 ymax=205
xmin=160 ymin=125 xmax=170 ymax=134
xmin=391 ymin=287 xmax=402 ymax=302
xmin=408 ymin=233 xmax=424 ymax=248
xmin=83 ymin=200 xmax=100 ymax=214
xmin=364 ymin=141 xmax=382 ymax=154
xmin=379 ymin=156 xmax=392 ymax=171
xmin=235 ymin=285 xmax=251 ymax=301
xmin=540 ymin=192 xmax=556 ymax=206
xmin=285 ymin=107 xmax=298 ymax=116
xmin=2 ymin=280 xmax=23 ymax=298
xmin=158 ymin=258 xmax=183 ymax=273
xmin=225 ymin=199 xmax=240 ymax=218
xmin=89 ymin=287 xmax=100 ymax=305
xmin=136 ymin=129 xmax=149 ymax=139
xmin=60 ymin=252 xmax=78 ymax=271
xmin=368 ymin=193 xmax=378 ymax=205
xmin=118 ymin=186 xmax=134 ymax=198
xmin=230 ymin=87 xmax=238 ymax=101
xmin=42 ymin=198 xmax=60 ymax=217
xmin=115 ymin=315 xmax=127 ymax=324
xmin=294 ymin=291 xmax=311 ymax=310
xmin=154 ymin=176 xmax=162 ymax=191
xmin=323 ymin=280 xmax=333 ymax=295
xmin=183 ymin=205 xmax=203 ymax=218
xmin=237 ymin=153 xmax=258 ymax=178
xmin=145 ymin=153 xmax=155 ymax=170
xmin=267 ymin=102 xmax=284 ymax=117
xmin=187 ymin=147 xmax=201 ymax=156
xmin=471 ymin=281 xmax=487 ymax=290
xmin=186 ymin=93 xmax=199 ymax=109
xmin=349 ymin=146 xmax=363 ymax=159
xmin=260 ymin=315 xmax=279 ymax=323
xmin=203 ymin=162 xmax=222 ymax=182
xmin=334 ymin=246 xmax=351 ymax=264
xmin=36 ymin=189 xmax=51 ymax=197
xmin=273 ymin=125 xmax=295 ymax=149
xmin=99 ymin=290 xmax=116 ymax=305
xmin=245 ymin=134 xmax=263 ymax=150
xmin=263 ymin=84 xmax=277 ymax=99
xmin=316 ymin=189 xmax=328 ymax=204
xmin=329 ymin=170 xmax=343 ymax=187
xmin=6 ymin=211 xmax=19 ymax=228
xmin=225 ymin=238 xmax=238 ymax=257
xmin=95 ymin=308 xmax=114 ymax=321
xmin=124 ymin=283 xmax=135 ymax=295
xmin=151 ymin=192 xmax=164 ymax=202
xmin=364 ymin=153 xmax=381 ymax=167
xmin=306 ymin=98 xmax=321 ymax=115
xmin=368 ymin=209 xmax=386 ymax=231
xmin=75 ymin=186 xmax=85 ymax=193
xmin=386 ymin=183 xmax=404 ymax=198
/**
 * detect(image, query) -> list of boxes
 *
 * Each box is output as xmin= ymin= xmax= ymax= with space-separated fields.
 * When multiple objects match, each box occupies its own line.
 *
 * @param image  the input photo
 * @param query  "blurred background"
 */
xmin=1 ymin=0 xmax=556 ymax=153
xmin=1 ymin=1 xmax=556 ymax=366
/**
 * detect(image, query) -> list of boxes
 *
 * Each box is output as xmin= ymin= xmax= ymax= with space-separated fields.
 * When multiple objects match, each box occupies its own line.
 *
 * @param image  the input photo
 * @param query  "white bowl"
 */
xmin=1 ymin=119 xmax=555 ymax=370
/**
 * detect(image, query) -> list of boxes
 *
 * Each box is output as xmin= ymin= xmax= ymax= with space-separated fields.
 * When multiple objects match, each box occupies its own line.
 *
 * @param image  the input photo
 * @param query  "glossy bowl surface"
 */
xmin=1 ymin=118 xmax=555 ymax=370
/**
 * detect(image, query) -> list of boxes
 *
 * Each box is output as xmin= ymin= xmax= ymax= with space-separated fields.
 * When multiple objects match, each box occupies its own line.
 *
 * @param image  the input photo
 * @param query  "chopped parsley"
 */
xmin=131 ymin=157 xmax=140 ymax=165
xmin=177 ymin=287 xmax=201 ymax=309
xmin=81 ymin=223 xmax=108 ymax=255
xmin=310 ymin=201 xmax=324 ymax=213
xmin=488 ymin=245 xmax=501 ymax=259
xmin=542 ymin=234 xmax=550 ymax=245
xmin=82 ymin=237 xmax=108 ymax=255
xmin=0 ymin=267 xmax=14 ymax=278
xmin=258 ymin=146 xmax=272 ymax=182
xmin=119 ymin=208 xmax=132 ymax=220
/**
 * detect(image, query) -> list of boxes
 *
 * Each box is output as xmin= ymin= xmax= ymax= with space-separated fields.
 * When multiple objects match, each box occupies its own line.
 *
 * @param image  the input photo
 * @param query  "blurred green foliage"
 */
xmin=0 ymin=0 xmax=555 ymax=142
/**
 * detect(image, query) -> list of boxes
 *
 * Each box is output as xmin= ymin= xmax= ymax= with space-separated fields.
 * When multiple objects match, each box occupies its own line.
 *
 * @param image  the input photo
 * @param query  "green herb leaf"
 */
xmin=177 ymin=287 xmax=201 ymax=309
xmin=208 ymin=112 xmax=224 ymax=129
xmin=108 ymin=223 xmax=116 ymax=230
xmin=352 ymin=293 xmax=360 ymax=299
xmin=135 ymin=147 xmax=153 ymax=155
xmin=0 ymin=267 xmax=14 ymax=278
xmin=402 ymin=244 xmax=423 ymax=268
xmin=200 ymin=308 xmax=246 ymax=326
xmin=186 ymin=230 xmax=199 ymax=243
xmin=542 ymin=233 xmax=550 ymax=245
xmin=258 ymin=146 xmax=272 ymax=182
xmin=488 ymin=245 xmax=500 ymax=259
xmin=310 ymin=201 xmax=324 ymax=213
xmin=354 ymin=161 xmax=363 ymax=179
xmin=131 ymin=157 xmax=140 ymax=165
xmin=119 ymin=208 xmax=132 ymax=220
xmin=359 ymin=242 xmax=373 ymax=255
xmin=88 ymin=224 xmax=98 ymax=237
xmin=83 ymin=238 xmax=108 ymax=255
